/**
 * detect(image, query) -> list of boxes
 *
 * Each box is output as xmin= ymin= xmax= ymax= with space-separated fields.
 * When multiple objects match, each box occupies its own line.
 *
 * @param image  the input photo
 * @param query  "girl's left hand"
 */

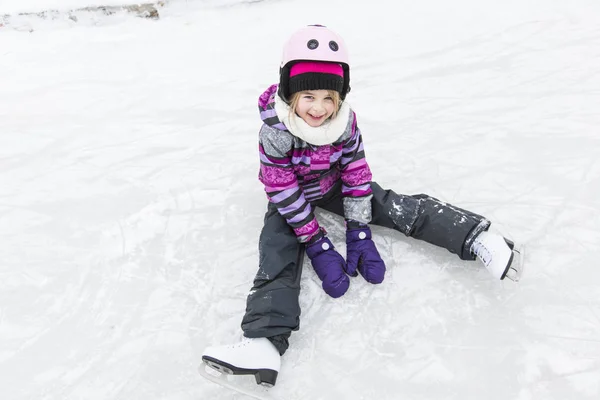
xmin=345 ymin=225 xmax=386 ymax=284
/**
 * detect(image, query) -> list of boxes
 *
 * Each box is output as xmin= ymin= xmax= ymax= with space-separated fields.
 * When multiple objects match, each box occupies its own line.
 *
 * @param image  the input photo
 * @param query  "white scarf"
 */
xmin=274 ymin=94 xmax=351 ymax=146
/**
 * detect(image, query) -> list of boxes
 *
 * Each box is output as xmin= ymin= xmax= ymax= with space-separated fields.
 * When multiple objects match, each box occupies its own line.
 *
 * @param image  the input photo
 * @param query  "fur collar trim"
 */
xmin=274 ymin=94 xmax=351 ymax=146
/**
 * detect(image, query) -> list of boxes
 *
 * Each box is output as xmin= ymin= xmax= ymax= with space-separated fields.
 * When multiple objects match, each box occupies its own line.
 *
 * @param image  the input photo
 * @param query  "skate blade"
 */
xmin=201 ymin=356 xmax=277 ymax=386
xmin=198 ymin=363 xmax=279 ymax=400
xmin=505 ymin=244 xmax=525 ymax=282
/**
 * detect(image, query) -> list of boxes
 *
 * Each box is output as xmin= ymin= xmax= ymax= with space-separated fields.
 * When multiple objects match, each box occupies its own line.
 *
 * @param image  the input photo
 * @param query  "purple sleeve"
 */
xmin=339 ymin=114 xmax=373 ymax=224
xmin=259 ymin=125 xmax=321 ymax=242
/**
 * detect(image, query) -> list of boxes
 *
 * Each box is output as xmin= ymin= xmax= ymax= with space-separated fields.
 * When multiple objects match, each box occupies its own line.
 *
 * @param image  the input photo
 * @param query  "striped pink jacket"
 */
xmin=258 ymin=84 xmax=373 ymax=242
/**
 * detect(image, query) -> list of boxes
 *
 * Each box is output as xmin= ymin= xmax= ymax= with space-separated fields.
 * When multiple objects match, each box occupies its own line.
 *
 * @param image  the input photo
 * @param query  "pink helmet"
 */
xmin=279 ymin=25 xmax=351 ymax=101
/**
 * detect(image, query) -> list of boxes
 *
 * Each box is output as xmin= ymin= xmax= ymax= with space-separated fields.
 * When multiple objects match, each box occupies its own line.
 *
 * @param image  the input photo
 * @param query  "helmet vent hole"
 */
xmin=329 ymin=41 xmax=339 ymax=51
xmin=307 ymin=39 xmax=319 ymax=50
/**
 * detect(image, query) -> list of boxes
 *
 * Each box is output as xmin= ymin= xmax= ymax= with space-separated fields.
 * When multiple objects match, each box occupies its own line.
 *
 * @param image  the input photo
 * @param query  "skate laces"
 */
xmin=471 ymin=240 xmax=492 ymax=266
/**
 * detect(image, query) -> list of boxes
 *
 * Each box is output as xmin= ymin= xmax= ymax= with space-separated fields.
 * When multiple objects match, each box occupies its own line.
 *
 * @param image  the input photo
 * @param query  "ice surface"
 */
xmin=1 ymin=0 xmax=600 ymax=399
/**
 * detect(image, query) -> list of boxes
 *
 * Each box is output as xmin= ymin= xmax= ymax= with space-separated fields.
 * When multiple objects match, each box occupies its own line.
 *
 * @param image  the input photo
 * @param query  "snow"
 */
xmin=1 ymin=0 xmax=128 ymax=14
xmin=1 ymin=0 xmax=600 ymax=399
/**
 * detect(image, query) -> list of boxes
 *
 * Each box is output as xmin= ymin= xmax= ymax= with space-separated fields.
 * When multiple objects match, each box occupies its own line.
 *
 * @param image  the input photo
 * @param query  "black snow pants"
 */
xmin=241 ymin=182 xmax=489 ymax=355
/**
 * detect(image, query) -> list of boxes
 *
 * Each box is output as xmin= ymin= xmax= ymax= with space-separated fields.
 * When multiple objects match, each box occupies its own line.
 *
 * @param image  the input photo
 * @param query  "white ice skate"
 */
xmin=201 ymin=337 xmax=281 ymax=387
xmin=471 ymin=231 xmax=524 ymax=281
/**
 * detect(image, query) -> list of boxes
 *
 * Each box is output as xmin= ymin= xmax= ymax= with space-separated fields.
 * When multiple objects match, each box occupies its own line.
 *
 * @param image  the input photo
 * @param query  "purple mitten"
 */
xmin=306 ymin=237 xmax=350 ymax=298
xmin=346 ymin=226 xmax=386 ymax=284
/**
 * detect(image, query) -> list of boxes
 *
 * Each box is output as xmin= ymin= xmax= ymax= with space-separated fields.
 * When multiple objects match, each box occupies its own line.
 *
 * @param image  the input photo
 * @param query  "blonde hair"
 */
xmin=288 ymin=90 xmax=341 ymax=122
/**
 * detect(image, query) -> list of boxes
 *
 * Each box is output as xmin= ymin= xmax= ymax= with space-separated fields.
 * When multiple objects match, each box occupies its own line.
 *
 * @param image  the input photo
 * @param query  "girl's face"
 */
xmin=294 ymin=90 xmax=336 ymax=127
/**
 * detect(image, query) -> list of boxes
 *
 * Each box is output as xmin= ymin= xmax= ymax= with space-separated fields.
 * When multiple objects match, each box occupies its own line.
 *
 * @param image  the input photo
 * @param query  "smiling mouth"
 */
xmin=308 ymin=114 xmax=325 ymax=120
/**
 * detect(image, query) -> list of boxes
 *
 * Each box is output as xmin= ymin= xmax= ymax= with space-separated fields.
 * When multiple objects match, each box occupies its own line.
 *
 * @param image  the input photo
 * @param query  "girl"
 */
xmin=201 ymin=25 xmax=522 ymax=387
